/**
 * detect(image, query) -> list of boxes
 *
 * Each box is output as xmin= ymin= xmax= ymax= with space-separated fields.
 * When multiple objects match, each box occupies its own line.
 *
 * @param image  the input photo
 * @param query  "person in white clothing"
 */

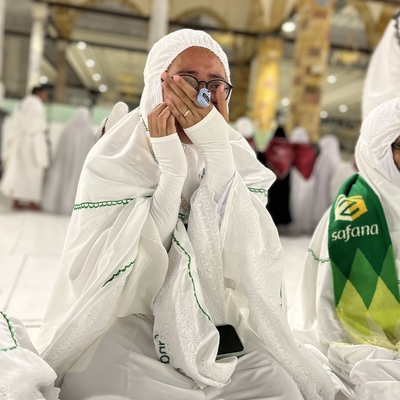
xmin=42 ymin=107 xmax=96 ymax=215
xmin=0 ymin=85 xmax=49 ymax=210
xmin=311 ymin=134 xmax=342 ymax=229
xmin=362 ymin=11 xmax=400 ymax=119
xmin=287 ymin=126 xmax=318 ymax=235
xmin=290 ymin=97 xmax=400 ymax=400
xmin=37 ymin=29 xmax=334 ymax=400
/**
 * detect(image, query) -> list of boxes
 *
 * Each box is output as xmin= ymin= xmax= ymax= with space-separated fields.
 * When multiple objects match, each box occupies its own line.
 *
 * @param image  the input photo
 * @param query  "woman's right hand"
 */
xmin=148 ymin=103 xmax=176 ymax=138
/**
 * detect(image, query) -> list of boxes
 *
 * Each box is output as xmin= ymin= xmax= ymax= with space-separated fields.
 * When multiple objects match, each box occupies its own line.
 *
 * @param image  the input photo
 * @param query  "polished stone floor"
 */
xmin=0 ymin=194 xmax=311 ymax=347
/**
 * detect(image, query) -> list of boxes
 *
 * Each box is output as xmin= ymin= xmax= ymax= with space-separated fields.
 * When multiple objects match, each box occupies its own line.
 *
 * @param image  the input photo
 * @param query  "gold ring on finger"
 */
xmin=183 ymin=108 xmax=190 ymax=118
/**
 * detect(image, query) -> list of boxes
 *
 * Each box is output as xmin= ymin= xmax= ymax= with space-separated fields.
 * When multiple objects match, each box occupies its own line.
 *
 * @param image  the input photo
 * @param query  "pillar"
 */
xmin=286 ymin=0 xmax=336 ymax=142
xmin=54 ymin=40 xmax=69 ymax=103
xmin=27 ymin=2 xmax=48 ymax=93
xmin=0 ymin=0 xmax=5 ymax=106
xmin=148 ymin=0 xmax=169 ymax=49
xmin=251 ymin=36 xmax=283 ymax=150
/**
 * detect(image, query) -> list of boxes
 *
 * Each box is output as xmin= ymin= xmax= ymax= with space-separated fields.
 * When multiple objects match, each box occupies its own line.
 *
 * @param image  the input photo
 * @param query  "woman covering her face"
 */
xmin=37 ymin=29 xmax=334 ymax=400
xmin=290 ymin=97 xmax=400 ymax=400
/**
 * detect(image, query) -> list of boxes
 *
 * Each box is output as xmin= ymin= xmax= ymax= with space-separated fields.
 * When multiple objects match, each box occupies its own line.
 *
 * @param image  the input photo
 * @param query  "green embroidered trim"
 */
xmin=178 ymin=213 xmax=186 ymax=221
xmin=308 ymin=248 xmax=330 ymax=263
xmin=248 ymin=187 xmax=268 ymax=197
xmin=102 ymin=259 xmax=136 ymax=287
xmin=171 ymin=236 xmax=212 ymax=322
xmin=0 ymin=311 xmax=18 ymax=351
xmin=74 ymin=197 xmax=151 ymax=211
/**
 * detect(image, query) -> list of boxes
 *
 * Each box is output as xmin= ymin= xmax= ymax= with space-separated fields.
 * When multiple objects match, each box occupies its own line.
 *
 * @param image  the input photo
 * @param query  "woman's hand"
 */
xmin=161 ymin=72 xmax=229 ymax=128
xmin=148 ymin=102 xmax=176 ymax=138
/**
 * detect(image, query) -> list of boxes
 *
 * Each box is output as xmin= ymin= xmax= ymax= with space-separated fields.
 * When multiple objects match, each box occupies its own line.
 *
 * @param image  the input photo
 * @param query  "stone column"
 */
xmin=54 ymin=40 xmax=69 ymax=103
xmin=286 ymin=0 xmax=336 ymax=142
xmin=251 ymin=36 xmax=283 ymax=150
xmin=0 ymin=0 xmax=5 ymax=106
xmin=26 ymin=2 xmax=48 ymax=93
xmin=148 ymin=0 xmax=169 ymax=49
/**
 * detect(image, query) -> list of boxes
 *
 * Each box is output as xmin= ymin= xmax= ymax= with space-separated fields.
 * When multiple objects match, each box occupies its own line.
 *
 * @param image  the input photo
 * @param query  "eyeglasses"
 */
xmin=391 ymin=142 xmax=400 ymax=151
xmin=178 ymin=74 xmax=233 ymax=101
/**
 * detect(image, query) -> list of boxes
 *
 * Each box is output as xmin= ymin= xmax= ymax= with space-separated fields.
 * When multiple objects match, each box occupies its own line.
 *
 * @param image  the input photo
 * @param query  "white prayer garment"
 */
xmin=0 ymin=94 xmax=49 ymax=204
xmin=42 ymin=107 xmax=96 ymax=215
xmin=312 ymin=134 xmax=342 ymax=229
xmin=290 ymin=98 xmax=400 ymax=400
xmin=362 ymin=12 xmax=400 ymax=119
xmin=0 ymin=311 xmax=60 ymax=400
xmin=37 ymin=29 xmax=335 ymax=400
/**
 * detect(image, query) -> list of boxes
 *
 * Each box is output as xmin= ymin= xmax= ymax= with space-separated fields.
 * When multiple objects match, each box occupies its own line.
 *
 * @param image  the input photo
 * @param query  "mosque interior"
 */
xmin=2 ymin=0 xmax=400 ymax=154
xmin=0 ymin=0 xmax=399 ymax=366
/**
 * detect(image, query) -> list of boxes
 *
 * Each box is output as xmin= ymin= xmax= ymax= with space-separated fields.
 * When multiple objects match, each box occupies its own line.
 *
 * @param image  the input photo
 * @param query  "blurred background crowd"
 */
xmin=0 ymin=0 xmax=396 ymax=225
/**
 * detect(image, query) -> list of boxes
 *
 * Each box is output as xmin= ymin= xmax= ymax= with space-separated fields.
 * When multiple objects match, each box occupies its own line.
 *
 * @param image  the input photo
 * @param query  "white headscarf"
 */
xmin=362 ymin=13 xmax=400 ymax=119
xmin=356 ymin=97 xmax=400 ymax=260
xmin=140 ymin=29 xmax=231 ymax=125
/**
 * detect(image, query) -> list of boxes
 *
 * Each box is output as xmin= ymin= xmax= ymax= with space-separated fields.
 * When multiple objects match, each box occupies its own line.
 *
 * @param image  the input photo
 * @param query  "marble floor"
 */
xmin=0 ymin=194 xmax=311 ymax=348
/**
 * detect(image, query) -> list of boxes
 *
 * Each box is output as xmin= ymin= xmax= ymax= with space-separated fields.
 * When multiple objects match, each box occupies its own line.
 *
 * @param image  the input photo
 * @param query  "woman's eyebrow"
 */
xmin=174 ymin=70 xmax=226 ymax=79
xmin=174 ymin=69 xmax=197 ymax=75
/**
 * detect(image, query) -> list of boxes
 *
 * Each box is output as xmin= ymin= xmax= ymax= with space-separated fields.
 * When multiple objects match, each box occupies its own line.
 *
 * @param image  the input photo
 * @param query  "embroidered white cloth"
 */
xmin=0 ymin=312 xmax=59 ymax=400
xmin=38 ymin=29 xmax=334 ymax=400
xmin=290 ymin=98 xmax=400 ymax=399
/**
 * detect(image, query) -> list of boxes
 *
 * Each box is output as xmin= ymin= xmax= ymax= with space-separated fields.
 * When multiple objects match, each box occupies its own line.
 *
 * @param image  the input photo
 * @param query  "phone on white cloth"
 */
xmin=216 ymin=324 xmax=244 ymax=360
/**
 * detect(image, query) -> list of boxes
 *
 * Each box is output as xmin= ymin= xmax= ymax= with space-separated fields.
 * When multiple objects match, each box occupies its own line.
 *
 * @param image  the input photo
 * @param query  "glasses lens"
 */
xmin=180 ymin=75 xmax=198 ymax=90
xmin=207 ymin=80 xmax=231 ymax=100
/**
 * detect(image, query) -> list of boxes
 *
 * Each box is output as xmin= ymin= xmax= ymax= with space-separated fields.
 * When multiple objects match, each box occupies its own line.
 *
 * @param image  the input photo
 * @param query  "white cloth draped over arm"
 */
xmin=37 ymin=110 xmax=170 ymax=383
xmin=153 ymin=116 xmax=335 ymax=397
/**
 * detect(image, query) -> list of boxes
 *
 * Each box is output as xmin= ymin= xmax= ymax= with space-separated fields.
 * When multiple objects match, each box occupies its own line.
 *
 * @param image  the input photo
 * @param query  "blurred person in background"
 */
xmin=95 ymin=101 xmax=129 ymax=140
xmin=311 ymin=134 xmax=342 ymax=229
xmin=42 ymin=106 xmax=96 ymax=215
xmin=234 ymin=116 xmax=256 ymax=151
xmin=329 ymin=155 xmax=358 ymax=203
xmin=290 ymin=97 xmax=400 ymax=399
xmin=264 ymin=122 xmax=294 ymax=229
xmin=0 ymin=85 xmax=49 ymax=211
xmin=287 ymin=126 xmax=318 ymax=235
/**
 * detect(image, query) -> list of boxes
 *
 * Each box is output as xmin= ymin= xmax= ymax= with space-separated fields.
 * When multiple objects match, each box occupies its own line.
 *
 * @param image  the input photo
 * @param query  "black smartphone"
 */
xmin=216 ymin=324 xmax=244 ymax=360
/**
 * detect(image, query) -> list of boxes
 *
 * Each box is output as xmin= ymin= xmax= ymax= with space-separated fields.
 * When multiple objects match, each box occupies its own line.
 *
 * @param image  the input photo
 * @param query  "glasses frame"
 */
xmin=391 ymin=142 xmax=400 ymax=151
xmin=178 ymin=74 xmax=233 ymax=101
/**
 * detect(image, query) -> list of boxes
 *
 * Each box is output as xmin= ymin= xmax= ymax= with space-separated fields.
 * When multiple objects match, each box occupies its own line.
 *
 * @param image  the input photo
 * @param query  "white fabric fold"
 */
xmin=0 ymin=312 xmax=60 ymax=400
xmin=290 ymin=98 xmax=400 ymax=399
xmin=38 ymin=29 xmax=334 ymax=399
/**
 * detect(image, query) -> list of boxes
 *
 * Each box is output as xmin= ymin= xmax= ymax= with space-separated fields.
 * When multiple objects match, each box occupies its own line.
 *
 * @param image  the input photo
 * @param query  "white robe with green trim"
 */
xmin=37 ymin=107 xmax=334 ymax=400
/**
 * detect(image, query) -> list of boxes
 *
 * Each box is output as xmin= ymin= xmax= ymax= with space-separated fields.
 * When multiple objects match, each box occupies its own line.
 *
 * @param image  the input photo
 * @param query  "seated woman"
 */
xmin=290 ymin=97 xmax=400 ymax=400
xmin=37 ymin=29 xmax=333 ymax=399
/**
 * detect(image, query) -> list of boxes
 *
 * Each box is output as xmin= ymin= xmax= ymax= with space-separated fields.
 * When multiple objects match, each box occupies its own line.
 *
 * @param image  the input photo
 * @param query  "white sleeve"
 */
xmin=149 ymin=133 xmax=187 ymax=249
xmin=184 ymin=107 xmax=234 ymax=201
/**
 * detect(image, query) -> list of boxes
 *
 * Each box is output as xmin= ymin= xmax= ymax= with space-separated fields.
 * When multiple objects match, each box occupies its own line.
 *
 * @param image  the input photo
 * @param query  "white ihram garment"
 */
xmin=42 ymin=107 xmax=96 ymax=214
xmin=38 ymin=29 xmax=334 ymax=400
xmin=0 ymin=95 xmax=49 ymax=203
xmin=290 ymin=98 xmax=400 ymax=400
